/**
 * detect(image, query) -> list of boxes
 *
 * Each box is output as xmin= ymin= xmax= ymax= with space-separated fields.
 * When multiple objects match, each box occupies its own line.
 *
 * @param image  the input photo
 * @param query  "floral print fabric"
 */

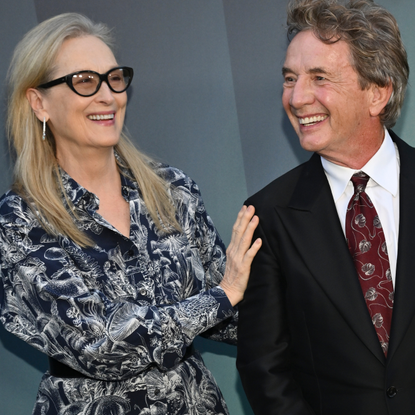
xmin=0 ymin=163 xmax=235 ymax=415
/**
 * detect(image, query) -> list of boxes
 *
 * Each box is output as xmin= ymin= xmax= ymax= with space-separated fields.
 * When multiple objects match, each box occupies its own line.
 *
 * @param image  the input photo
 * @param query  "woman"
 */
xmin=0 ymin=13 xmax=261 ymax=415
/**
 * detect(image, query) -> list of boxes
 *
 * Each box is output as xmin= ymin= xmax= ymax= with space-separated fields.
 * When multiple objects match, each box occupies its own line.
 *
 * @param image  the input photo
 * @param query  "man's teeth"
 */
xmin=299 ymin=115 xmax=327 ymax=126
xmin=88 ymin=114 xmax=114 ymax=120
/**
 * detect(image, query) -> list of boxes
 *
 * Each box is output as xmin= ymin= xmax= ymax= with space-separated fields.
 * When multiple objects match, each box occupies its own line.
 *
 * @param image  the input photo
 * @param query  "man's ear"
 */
xmin=369 ymin=83 xmax=393 ymax=118
xmin=26 ymin=88 xmax=49 ymax=122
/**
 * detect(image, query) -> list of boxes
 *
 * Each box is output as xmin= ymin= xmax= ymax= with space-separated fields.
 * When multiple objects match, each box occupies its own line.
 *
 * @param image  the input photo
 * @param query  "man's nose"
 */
xmin=290 ymin=78 xmax=314 ymax=108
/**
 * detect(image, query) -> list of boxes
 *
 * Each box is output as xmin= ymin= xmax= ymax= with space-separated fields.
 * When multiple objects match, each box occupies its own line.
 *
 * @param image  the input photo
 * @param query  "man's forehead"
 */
xmin=283 ymin=31 xmax=352 ymax=73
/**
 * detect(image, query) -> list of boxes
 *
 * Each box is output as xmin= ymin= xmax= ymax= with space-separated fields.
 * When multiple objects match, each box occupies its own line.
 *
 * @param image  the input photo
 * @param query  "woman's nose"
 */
xmin=94 ymin=81 xmax=115 ymax=103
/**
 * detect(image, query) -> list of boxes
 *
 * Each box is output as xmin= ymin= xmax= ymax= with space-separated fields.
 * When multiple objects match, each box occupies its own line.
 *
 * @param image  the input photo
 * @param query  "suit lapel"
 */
xmin=386 ymin=134 xmax=415 ymax=360
xmin=276 ymin=153 xmax=385 ymax=363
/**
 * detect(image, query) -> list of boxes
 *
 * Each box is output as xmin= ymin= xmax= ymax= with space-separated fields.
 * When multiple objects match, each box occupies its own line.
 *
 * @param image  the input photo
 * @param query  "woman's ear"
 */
xmin=26 ymin=88 xmax=49 ymax=122
xmin=369 ymin=82 xmax=393 ymax=118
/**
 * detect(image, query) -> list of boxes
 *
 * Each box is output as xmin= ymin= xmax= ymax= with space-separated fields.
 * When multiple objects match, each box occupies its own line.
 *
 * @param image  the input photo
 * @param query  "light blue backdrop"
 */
xmin=0 ymin=1 xmax=414 ymax=414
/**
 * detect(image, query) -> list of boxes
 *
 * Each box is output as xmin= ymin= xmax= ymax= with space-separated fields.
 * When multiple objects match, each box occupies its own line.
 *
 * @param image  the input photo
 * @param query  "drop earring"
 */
xmin=42 ymin=117 xmax=46 ymax=141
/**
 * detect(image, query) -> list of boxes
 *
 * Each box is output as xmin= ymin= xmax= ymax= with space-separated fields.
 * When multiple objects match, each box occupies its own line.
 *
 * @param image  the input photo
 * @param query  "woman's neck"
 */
xmin=57 ymin=146 xmax=121 ymax=196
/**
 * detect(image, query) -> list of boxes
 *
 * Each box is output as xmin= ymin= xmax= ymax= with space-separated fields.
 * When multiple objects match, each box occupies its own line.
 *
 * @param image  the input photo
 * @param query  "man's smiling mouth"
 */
xmin=299 ymin=115 xmax=328 ymax=126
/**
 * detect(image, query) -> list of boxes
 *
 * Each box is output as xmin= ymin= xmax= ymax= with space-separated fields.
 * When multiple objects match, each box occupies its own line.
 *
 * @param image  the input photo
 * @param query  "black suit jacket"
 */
xmin=237 ymin=131 xmax=415 ymax=415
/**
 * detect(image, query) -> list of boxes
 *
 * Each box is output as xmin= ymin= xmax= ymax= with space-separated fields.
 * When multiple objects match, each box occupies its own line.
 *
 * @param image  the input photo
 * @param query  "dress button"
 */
xmin=139 ymin=288 xmax=147 ymax=296
xmin=386 ymin=386 xmax=398 ymax=398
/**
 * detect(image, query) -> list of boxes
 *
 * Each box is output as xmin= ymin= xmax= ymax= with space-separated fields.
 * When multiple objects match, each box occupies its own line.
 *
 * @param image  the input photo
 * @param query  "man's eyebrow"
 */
xmin=281 ymin=66 xmax=330 ymax=75
xmin=308 ymin=67 xmax=329 ymax=75
xmin=282 ymin=67 xmax=292 ymax=75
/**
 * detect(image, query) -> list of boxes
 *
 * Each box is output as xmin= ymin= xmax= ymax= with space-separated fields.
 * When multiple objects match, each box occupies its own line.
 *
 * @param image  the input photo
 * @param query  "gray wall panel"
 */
xmin=0 ymin=2 xmax=48 ymax=415
xmin=223 ymin=0 xmax=310 ymax=197
xmin=377 ymin=0 xmax=415 ymax=144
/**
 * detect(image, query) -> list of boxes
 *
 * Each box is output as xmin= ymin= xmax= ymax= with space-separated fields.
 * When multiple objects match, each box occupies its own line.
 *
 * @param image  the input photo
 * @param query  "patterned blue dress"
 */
xmin=0 ymin=163 xmax=236 ymax=415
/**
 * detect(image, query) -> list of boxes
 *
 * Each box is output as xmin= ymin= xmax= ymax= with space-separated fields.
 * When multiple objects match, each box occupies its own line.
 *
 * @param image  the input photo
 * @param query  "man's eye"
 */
xmin=315 ymin=76 xmax=326 ymax=81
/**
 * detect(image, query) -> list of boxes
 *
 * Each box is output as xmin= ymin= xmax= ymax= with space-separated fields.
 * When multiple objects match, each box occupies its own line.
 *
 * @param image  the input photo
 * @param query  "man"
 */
xmin=236 ymin=0 xmax=414 ymax=414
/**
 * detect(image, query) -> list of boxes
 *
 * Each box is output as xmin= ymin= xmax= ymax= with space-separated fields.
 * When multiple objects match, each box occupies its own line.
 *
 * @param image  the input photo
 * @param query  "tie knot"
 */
xmin=351 ymin=171 xmax=369 ymax=193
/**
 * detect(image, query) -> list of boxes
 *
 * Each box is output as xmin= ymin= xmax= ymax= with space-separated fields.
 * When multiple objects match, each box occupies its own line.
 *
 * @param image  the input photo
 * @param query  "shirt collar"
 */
xmin=321 ymin=129 xmax=399 ymax=202
xmin=59 ymin=168 xmax=94 ymax=207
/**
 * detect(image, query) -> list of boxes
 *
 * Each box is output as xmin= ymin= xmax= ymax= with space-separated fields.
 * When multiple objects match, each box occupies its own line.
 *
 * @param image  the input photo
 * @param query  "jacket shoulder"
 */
xmin=246 ymin=161 xmax=309 ymax=209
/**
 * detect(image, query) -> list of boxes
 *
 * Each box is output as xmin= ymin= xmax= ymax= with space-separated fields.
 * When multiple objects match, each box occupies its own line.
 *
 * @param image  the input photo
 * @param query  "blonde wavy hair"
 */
xmin=7 ymin=13 xmax=180 ymax=247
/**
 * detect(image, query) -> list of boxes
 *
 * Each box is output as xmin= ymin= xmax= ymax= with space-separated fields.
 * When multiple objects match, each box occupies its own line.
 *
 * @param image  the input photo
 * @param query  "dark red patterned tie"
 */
xmin=345 ymin=171 xmax=393 ymax=356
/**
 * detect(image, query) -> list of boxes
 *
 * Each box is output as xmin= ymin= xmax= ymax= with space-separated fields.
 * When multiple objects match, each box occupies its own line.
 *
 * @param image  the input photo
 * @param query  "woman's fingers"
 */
xmin=229 ymin=205 xmax=256 ymax=251
xmin=220 ymin=206 xmax=262 ymax=306
xmin=228 ymin=205 xmax=248 ymax=248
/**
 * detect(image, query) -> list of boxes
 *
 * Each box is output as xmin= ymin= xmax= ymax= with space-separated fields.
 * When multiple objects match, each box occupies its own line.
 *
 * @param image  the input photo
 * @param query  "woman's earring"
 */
xmin=42 ymin=117 xmax=46 ymax=141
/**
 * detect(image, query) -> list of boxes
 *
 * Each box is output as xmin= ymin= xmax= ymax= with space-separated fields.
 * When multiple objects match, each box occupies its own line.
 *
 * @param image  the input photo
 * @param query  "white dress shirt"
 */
xmin=321 ymin=129 xmax=400 ymax=286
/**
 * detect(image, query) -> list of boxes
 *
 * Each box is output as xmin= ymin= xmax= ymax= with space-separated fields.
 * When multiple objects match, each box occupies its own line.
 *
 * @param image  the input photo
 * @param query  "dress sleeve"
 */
xmin=175 ymin=176 xmax=238 ymax=344
xmin=0 ymin=191 xmax=235 ymax=381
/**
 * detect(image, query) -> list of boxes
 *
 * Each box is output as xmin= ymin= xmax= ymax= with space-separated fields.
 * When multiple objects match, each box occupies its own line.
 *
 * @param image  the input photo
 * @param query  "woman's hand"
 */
xmin=220 ymin=205 xmax=262 ymax=306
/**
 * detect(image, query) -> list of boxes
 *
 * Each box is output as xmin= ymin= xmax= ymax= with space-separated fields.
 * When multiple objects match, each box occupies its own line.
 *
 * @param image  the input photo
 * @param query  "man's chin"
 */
xmin=298 ymin=136 xmax=327 ymax=153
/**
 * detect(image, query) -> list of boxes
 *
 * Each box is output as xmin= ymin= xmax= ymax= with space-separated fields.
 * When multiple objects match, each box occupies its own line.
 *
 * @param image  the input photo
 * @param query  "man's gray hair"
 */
xmin=287 ymin=0 xmax=409 ymax=128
